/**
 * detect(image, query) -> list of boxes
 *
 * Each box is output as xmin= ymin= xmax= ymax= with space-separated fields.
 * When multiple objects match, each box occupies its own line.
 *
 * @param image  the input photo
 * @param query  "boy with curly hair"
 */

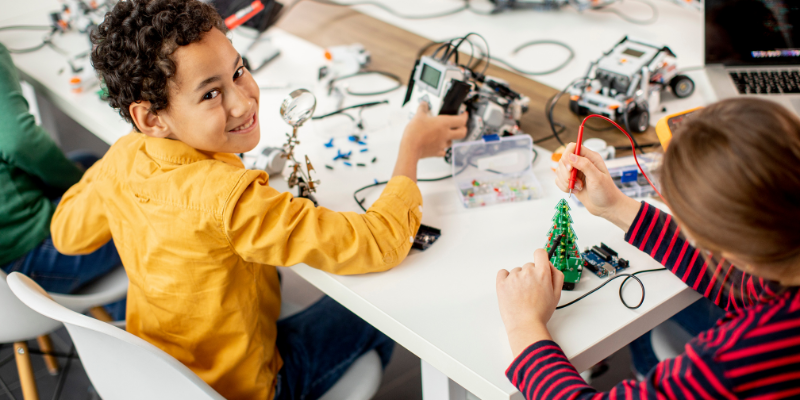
xmin=50 ymin=0 xmax=467 ymax=398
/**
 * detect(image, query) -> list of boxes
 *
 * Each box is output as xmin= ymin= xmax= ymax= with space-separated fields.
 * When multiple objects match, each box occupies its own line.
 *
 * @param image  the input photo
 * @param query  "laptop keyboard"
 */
xmin=729 ymin=70 xmax=800 ymax=94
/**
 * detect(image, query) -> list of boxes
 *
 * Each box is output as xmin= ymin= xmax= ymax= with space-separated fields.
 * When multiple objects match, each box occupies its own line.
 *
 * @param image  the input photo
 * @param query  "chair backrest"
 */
xmin=0 ymin=270 xmax=62 ymax=343
xmin=7 ymin=272 xmax=225 ymax=400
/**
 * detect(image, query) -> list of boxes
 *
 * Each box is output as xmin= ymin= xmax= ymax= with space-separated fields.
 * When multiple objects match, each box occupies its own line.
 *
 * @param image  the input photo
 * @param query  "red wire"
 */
xmin=575 ymin=114 xmax=665 ymax=203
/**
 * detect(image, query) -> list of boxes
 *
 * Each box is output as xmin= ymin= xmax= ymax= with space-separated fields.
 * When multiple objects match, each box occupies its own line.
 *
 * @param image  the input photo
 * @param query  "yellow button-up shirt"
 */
xmin=51 ymin=132 xmax=422 ymax=400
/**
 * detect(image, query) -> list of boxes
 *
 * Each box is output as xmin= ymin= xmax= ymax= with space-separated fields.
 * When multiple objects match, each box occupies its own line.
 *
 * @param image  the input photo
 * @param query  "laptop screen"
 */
xmin=706 ymin=0 xmax=800 ymax=66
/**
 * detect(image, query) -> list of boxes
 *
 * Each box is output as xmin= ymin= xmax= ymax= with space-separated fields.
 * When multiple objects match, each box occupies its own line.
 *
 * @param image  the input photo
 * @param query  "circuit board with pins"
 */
xmin=545 ymin=199 xmax=583 ymax=290
xmin=580 ymin=243 xmax=630 ymax=278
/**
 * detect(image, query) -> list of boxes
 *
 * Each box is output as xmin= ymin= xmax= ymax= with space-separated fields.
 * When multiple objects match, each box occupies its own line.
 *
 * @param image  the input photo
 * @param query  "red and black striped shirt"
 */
xmin=506 ymin=201 xmax=800 ymax=399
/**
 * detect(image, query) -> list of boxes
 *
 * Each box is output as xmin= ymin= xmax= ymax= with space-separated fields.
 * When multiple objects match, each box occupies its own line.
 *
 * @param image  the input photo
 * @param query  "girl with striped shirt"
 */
xmin=495 ymin=98 xmax=800 ymax=399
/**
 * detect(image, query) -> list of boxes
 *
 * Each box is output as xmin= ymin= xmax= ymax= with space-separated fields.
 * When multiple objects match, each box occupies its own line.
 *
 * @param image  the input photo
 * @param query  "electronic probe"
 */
xmin=567 ymin=123 xmax=585 ymax=198
xmin=547 ymin=234 xmax=564 ymax=259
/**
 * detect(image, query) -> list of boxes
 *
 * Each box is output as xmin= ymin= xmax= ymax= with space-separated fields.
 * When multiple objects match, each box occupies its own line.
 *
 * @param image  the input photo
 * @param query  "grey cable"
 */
xmin=490 ymin=39 xmax=575 ymax=76
xmin=591 ymin=0 xmax=659 ymax=25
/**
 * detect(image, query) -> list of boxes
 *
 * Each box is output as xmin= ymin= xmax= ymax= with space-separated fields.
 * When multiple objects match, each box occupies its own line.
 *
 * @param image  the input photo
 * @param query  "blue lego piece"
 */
xmin=483 ymin=134 xmax=500 ymax=142
xmin=621 ymin=169 xmax=638 ymax=183
xmin=324 ymin=138 xmax=334 ymax=148
xmin=344 ymin=161 xmax=352 ymax=167
xmin=360 ymin=148 xmax=368 ymax=153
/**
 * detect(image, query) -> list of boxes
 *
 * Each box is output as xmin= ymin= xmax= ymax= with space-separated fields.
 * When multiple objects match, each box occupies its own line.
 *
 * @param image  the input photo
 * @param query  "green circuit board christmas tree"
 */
xmin=545 ymin=199 xmax=583 ymax=290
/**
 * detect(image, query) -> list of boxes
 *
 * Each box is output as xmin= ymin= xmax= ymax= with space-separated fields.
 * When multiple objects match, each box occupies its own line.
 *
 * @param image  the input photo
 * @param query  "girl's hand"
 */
xmin=496 ymin=249 xmax=563 ymax=356
xmin=555 ymin=142 xmax=641 ymax=231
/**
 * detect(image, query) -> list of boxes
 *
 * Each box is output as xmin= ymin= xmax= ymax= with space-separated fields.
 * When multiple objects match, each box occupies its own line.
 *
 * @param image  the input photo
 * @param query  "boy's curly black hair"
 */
xmin=91 ymin=0 xmax=226 ymax=129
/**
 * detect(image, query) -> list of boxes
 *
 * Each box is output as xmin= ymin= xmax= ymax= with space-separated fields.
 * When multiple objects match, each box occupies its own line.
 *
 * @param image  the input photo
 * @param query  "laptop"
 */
xmin=704 ymin=0 xmax=800 ymax=113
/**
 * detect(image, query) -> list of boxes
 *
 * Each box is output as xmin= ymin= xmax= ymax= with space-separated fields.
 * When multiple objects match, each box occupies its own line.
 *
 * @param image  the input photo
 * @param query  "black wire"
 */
xmin=312 ymin=100 xmax=388 ymax=120
xmin=543 ymin=78 xmax=590 ymax=147
xmin=353 ymin=174 xmax=455 ymax=212
xmin=446 ymin=33 xmax=491 ymax=76
xmin=556 ymin=267 xmax=667 ymax=310
xmin=614 ymin=142 xmax=660 ymax=151
xmin=330 ymin=70 xmax=403 ymax=96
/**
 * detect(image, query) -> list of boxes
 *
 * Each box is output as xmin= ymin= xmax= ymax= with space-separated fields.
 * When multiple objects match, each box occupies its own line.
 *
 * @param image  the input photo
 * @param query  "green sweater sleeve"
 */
xmin=0 ymin=43 xmax=83 ymax=190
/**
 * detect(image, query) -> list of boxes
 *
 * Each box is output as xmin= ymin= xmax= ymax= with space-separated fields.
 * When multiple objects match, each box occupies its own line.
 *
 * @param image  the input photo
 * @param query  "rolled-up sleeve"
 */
xmin=223 ymin=171 xmax=423 ymax=274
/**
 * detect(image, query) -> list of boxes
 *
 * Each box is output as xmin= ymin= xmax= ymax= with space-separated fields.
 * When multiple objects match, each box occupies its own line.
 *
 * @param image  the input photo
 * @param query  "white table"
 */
xmin=1 ymin=5 xmax=703 ymax=399
xmin=335 ymin=0 xmax=717 ymax=122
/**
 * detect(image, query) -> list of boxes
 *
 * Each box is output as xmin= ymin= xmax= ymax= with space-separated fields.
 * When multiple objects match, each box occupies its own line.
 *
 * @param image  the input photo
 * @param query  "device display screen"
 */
xmin=622 ymin=48 xmax=645 ymax=58
xmin=420 ymin=64 xmax=442 ymax=89
xmin=706 ymin=0 xmax=800 ymax=65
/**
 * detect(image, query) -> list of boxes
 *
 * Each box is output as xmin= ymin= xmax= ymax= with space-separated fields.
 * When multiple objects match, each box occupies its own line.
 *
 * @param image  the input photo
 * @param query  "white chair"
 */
xmin=0 ymin=267 xmax=128 ymax=400
xmin=10 ymin=273 xmax=384 ymax=400
xmin=279 ymin=301 xmax=384 ymax=400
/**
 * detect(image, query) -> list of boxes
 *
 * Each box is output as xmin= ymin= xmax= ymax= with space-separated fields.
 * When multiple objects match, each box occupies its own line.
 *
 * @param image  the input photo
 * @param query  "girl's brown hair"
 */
xmin=660 ymin=98 xmax=800 ymax=267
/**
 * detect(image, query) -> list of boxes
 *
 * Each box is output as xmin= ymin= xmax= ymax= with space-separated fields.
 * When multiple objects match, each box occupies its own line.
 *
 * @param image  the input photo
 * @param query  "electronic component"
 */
xmin=403 ymin=43 xmax=530 ymax=160
xmin=403 ymin=56 xmax=469 ymax=118
xmin=545 ymin=199 xmax=583 ymax=290
xmin=581 ymin=243 xmax=630 ymax=278
xmin=413 ymin=224 xmax=441 ymax=251
xmin=655 ymin=107 xmax=702 ymax=150
xmin=568 ymin=36 xmax=695 ymax=134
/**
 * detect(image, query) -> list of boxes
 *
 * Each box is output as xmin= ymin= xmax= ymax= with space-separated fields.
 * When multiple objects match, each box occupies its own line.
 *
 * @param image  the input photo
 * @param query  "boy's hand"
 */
xmin=555 ymin=142 xmax=640 ymax=231
xmin=496 ymin=249 xmax=563 ymax=356
xmin=401 ymin=102 xmax=468 ymax=159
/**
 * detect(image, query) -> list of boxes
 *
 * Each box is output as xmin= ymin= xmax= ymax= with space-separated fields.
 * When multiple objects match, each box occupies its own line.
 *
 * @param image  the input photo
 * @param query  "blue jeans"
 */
xmin=274 ymin=296 xmax=395 ymax=400
xmin=2 ymin=152 xmax=126 ymax=320
xmin=629 ymin=296 xmax=725 ymax=376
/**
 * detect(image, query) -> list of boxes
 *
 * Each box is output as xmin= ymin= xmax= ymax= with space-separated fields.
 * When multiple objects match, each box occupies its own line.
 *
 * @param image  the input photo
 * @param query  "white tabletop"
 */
xmin=2 ymin=5 xmax=703 ymax=399
xmin=337 ymin=0 xmax=716 ymax=121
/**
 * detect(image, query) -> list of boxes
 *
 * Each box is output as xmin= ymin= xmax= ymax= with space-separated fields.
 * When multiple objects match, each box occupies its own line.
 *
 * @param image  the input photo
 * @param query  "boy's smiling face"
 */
xmin=130 ymin=28 xmax=260 ymax=154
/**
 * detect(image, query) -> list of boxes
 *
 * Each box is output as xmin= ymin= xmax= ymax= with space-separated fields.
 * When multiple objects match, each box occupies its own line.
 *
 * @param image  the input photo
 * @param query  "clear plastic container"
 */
xmin=451 ymin=135 xmax=543 ymax=208
xmin=605 ymin=153 xmax=662 ymax=198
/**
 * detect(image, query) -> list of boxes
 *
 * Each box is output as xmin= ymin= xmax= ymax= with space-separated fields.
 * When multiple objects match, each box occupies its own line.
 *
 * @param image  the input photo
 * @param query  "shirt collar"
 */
xmin=144 ymin=136 xmax=244 ymax=168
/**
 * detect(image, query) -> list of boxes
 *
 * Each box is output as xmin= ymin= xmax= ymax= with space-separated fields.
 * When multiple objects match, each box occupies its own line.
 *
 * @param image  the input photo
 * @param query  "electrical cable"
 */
xmin=591 ymin=0 xmax=659 ymax=25
xmin=542 ymin=77 xmax=591 ymax=147
xmin=577 ymin=114 xmax=665 ymax=200
xmin=353 ymin=174 xmax=454 ymax=212
xmin=550 ymin=114 xmax=667 ymax=310
xmin=446 ymin=32 xmax=491 ymax=76
xmin=291 ymin=0 xmax=471 ymax=20
xmin=311 ymin=100 xmax=388 ymax=120
xmin=489 ymin=40 xmax=574 ymax=76
xmin=0 ymin=24 xmax=57 ymax=53
xmin=329 ymin=70 xmax=402 ymax=96
xmin=614 ymin=142 xmax=659 ymax=151
xmin=555 ymin=267 xmax=667 ymax=309
xmin=0 ymin=25 xmax=53 ymax=31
